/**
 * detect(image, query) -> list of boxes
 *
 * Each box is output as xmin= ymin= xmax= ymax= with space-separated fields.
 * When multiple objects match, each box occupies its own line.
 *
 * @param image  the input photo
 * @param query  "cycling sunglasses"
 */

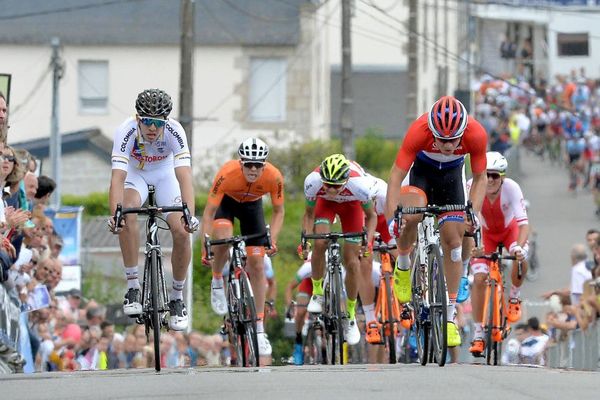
xmin=487 ymin=173 xmax=503 ymax=180
xmin=323 ymin=182 xmax=345 ymax=189
xmin=242 ymin=161 xmax=265 ymax=170
xmin=139 ymin=117 xmax=166 ymax=128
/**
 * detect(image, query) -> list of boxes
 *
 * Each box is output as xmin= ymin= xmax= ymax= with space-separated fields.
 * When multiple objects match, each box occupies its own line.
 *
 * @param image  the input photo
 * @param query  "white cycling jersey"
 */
xmin=304 ymin=162 xmax=372 ymax=203
xmin=466 ymin=177 xmax=528 ymax=231
xmin=111 ymin=117 xmax=191 ymax=171
xmin=367 ymin=175 xmax=387 ymax=215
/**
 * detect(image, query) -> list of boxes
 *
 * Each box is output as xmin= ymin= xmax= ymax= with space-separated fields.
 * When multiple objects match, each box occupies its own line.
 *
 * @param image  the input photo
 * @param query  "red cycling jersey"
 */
xmin=394 ymin=113 xmax=488 ymax=173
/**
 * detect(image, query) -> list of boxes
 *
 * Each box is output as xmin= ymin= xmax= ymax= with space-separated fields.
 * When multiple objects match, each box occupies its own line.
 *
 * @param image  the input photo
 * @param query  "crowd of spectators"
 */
xmin=474 ymin=68 xmax=600 ymax=216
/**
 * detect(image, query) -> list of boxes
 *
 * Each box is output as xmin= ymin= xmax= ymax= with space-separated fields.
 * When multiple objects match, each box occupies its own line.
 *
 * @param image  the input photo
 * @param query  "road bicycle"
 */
xmin=286 ymin=301 xmax=326 ymax=365
xmin=474 ymin=245 xmax=521 ymax=365
xmin=301 ymin=230 xmax=366 ymax=365
xmin=396 ymin=202 xmax=477 ymax=367
xmin=370 ymin=236 xmax=401 ymax=364
xmin=113 ymin=185 xmax=193 ymax=372
xmin=204 ymin=227 xmax=272 ymax=367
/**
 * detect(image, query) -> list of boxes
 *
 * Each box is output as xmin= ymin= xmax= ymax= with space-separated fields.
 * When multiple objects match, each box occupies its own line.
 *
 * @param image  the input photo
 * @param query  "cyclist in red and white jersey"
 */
xmin=467 ymin=152 xmax=529 ymax=356
xmin=108 ymin=89 xmax=198 ymax=331
xmin=302 ymin=154 xmax=377 ymax=346
xmin=385 ymin=96 xmax=488 ymax=348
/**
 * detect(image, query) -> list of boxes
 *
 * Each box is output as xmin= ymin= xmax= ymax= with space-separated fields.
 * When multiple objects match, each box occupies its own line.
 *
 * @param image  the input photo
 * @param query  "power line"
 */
xmin=0 ymin=0 xmax=147 ymax=21
xmin=10 ymin=63 xmax=52 ymax=117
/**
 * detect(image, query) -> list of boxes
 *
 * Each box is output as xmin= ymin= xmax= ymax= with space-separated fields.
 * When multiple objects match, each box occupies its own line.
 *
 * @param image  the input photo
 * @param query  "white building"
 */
xmin=473 ymin=0 xmax=600 ymax=83
xmin=0 ymin=0 xmax=329 ymax=191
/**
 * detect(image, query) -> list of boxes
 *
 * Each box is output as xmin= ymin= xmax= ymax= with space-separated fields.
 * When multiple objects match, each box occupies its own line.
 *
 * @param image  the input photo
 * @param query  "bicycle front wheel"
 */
xmin=411 ymin=260 xmax=429 ymax=366
xmin=239 ymin=271 xmax=259 ymax=367
xmin=485 ymin=279 xmax=496 ymax=366
xmin=383 ymin=272 xmax=397 ymax=364
xmin=428 ymin=243 xmax=447 ymax=367
xmin=331 ymin=269 xmax=345 ymax=365
xmin=149 ymin=250 xmax=162 ymax=372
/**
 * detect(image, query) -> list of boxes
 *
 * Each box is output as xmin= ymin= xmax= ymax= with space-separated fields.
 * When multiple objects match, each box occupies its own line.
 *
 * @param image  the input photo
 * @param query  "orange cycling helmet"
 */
xmin=427 ymin=96 xmax=468 ymax=140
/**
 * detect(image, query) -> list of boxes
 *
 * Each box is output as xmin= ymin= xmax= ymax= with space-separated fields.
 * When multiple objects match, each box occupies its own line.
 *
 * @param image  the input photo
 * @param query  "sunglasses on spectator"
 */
xmin=487 ymin=173 xmax=503 ymax=180
xmin=139 ymin=117 xmax=166 ymax=128
xmin=242 ymin=162 xmax=265 ymax=170
xmin=0 ymin=154 xmax=15 ymax=162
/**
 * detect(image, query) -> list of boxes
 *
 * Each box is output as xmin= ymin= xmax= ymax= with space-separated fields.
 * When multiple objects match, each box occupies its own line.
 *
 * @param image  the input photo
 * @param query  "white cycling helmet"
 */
xmin=486 ymin=151 xmax=508 ymax=174
xmin=238 ymin=137 xmax=269 ymax=162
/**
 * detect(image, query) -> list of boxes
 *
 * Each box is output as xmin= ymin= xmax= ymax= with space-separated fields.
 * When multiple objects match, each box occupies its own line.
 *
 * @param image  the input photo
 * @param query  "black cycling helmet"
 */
xmin=135 ymin=89 xmax=173 ymax=118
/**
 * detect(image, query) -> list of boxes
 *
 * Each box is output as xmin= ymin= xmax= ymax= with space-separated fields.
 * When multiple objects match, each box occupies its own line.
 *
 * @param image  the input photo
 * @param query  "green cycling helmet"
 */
xmin=320 ymin=154 xmax=350 ymax=184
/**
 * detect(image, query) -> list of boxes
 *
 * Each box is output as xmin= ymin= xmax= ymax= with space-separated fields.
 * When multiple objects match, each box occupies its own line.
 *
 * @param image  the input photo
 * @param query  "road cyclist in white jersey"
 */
xmin=108 ymin=88 xmax=198 ymax=331
xmin=466 ymin=152 xmax=529 ymax=356
xmin=302 ymin=154 xmax=377 ymax=346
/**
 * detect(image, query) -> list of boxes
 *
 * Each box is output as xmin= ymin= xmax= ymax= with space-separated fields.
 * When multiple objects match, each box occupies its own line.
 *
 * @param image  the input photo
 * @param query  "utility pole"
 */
xmin=50 ymin=37 xmax=63 ymax=209
xmin=466 ymin=0 xmax=474 ymax=111
xmin=340 ymin=0 xmax=354 ymax=159
xmin=179 ymin=0 xmax=195 ymax=151
xmin=406 ymin=0 xmax=418 ymax=126
xmin=179 ymin=0 xmax=195 ymax=333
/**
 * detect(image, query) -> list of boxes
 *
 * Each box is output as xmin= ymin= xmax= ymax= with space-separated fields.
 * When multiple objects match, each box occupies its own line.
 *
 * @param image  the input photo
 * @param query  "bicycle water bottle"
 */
xmin=456 ymin=276 xmax=470 ymax=303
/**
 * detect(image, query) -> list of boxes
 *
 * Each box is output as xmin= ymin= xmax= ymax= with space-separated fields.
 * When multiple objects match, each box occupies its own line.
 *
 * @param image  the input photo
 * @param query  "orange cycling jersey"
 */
xmin=207 ymin=160 xmax=284 ymax=206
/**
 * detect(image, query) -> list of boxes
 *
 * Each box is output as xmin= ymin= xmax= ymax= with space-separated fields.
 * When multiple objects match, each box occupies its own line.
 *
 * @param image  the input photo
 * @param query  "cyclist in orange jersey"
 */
xmin=201 ymin=138 xmax=284 ymax=357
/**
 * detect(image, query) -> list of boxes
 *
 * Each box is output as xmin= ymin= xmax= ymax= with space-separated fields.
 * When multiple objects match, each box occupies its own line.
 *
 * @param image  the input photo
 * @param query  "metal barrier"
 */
xmin=0 ymin=284 xmax=22 ymax=373
xmin=546 ymin=322 xmax=599 ymax=371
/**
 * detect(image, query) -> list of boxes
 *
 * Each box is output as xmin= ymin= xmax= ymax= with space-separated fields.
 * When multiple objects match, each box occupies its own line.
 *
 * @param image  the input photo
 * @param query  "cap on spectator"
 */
xmin=68 ymin=288 xmax=82 ymax=299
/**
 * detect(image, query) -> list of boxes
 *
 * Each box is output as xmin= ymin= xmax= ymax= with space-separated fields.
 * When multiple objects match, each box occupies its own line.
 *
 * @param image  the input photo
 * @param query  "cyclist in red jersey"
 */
xmin=385 ymin=96 xmax=488 ymax=348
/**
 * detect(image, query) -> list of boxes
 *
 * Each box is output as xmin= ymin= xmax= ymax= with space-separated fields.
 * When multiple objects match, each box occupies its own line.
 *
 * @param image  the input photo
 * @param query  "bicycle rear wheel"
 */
xmin=383 ymin=272 xmax=397 ymax=364
xmin=428 ymin=243 xmax=447 ymax=367
xmin=239 ymin=271 xmax=259 ymax=367
xmin=305 ymin=322 xmax=324 ymax=365
xmin=411 ymin=261 xmax=430 ymax=366
xmin=149 ymin=250 xmax=161 ymax=372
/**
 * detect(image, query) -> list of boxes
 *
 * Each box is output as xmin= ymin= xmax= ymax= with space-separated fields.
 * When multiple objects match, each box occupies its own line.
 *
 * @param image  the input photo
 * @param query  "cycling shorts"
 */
xmin=215 ymin=195 xmax=267 ymax=246
xmin=298 ymin=278 xmax=313 ymax=296
xmin=471 ymin=220 xmax=518 ymax=275
xmin=407 ymin=156 xmax=466 ymax=208
xmin=314 ymin=198 xmax=365 ymax=240
xmin=124 ymin=166 xmax=181 ymax=209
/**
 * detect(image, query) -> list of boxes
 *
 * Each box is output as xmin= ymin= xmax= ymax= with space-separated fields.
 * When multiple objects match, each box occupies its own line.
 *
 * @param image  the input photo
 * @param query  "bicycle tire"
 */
xmin=323 ymin=281 xmax=334 ymax=365
xmin=150 ymin=250 xmax=161 ymax=372
xmin=332 ymin=268 xmax=345 ymax=365
xmin=412 ymin=262 xmax=430 ymax=366
xmin=485 ymin=279 xmax=496 ymax=366
xmin=239 ymin=271 xmax=259 ymax=367
xmin=383 ymin=272 xmax=397 ymax=364
xmin=428 ymin=243 xmax=447 ymax=367
xmin=305 ymin=322 xmax=323 ymax=365
xmin=226 ymin=277 xmax=243 ymax=367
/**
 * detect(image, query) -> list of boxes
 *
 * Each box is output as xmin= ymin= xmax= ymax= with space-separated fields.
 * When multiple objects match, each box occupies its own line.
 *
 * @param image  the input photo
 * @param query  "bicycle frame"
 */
xmin=477 ymin=246 xmax=519 ymax=366
xmin=373 ymin=239 xmax=401 ymax=364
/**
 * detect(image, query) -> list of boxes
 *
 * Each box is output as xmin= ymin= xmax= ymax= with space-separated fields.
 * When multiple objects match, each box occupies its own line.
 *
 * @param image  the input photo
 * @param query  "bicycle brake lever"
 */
xmin=181 ymin=202 xmax=191 ymax=227
xmin=113 ymin=204 xmax=123 ymax=232
xmin=265 ymin=224 xmax=273 ymax=250
xmin=204 ymin=234 xmax=214 ymax=260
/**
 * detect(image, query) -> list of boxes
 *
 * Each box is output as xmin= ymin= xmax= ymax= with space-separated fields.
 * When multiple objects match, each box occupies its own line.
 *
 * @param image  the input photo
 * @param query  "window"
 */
xmin=78 ymin=60 xmax=108 ymax=113
xmin=557 ymin=33 xmax=589 ymax=56
xmin=248 ymin=58 xmax=287 ymax=122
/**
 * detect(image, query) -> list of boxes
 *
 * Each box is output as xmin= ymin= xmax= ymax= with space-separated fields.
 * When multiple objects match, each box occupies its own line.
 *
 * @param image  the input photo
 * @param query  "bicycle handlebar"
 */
xmin=372 ymin=235 xmax=397 ymax=252
xmin=204 ymin=225 xmax=272 ymax=260
xmin=113 ymin=202 xmax=192 ymax=231
xmin=300 ymin=229 xmax=367 ymax=250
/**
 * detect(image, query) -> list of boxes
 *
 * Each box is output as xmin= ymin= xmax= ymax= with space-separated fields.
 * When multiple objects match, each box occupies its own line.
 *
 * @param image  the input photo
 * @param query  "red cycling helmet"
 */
xmin=427 ymin=96 xmax=469 ymax=140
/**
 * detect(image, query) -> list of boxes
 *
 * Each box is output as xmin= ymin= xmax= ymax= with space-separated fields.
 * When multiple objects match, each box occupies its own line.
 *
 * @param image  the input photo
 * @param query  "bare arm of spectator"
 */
xmin=541 ymin=288 xmax=570 ymax=299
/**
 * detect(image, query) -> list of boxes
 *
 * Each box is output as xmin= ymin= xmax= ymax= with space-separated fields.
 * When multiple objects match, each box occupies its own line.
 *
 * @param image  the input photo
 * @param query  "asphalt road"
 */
xmin=1 ymin=363 xmax=598 ymax=400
